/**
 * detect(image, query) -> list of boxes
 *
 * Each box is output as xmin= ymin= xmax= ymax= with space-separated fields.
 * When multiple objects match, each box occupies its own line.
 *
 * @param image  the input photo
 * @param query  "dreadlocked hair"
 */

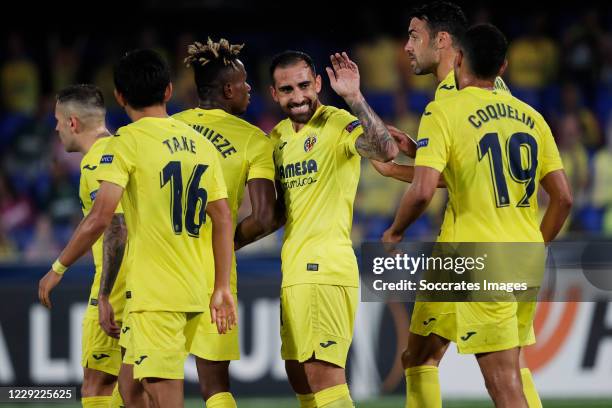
xmin=185 ymin=38 xmax=244 ymax=69
xmin=185 ymin=38 xmax=245 ymax=100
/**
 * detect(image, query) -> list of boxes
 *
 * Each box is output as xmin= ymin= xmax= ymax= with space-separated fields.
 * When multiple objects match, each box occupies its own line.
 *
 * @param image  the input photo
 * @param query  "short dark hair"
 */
xmin=56 ymin=84 xmax=105 ymax=110
xmin=409 ymin=1 xmax=468 ymax=45
xmin=184 ymin=38 xmax=245 ymax=101
xmin=269 ymin=50 xmax=316 ymax=82
xmin=113 ymin=49 xmax=170 ymax=109
xmin=459 ymin=24 xmax=508 ymax=79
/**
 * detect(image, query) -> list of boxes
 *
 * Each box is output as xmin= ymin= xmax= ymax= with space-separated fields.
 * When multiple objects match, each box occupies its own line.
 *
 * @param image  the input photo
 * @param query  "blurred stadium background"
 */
xmin=0 ymin=0 xmax=611 ymax=406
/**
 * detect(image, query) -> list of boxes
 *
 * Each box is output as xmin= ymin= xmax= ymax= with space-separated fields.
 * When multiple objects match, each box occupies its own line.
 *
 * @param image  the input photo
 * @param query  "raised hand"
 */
xmin=326 ymin=52 xmax=361 ymax=101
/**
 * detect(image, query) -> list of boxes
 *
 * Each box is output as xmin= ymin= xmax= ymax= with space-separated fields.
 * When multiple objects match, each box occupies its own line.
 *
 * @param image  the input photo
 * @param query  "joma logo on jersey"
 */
xmin=100 ymin=155 xmax=114 ymax=164
xmin=277 ymin=159 xmax=318 ymax=180
xmin=304 ymin=134 xmax=317 ymax=152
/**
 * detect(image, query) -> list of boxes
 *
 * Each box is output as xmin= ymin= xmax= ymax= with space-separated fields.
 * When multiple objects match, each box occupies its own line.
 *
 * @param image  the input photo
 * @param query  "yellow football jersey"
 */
xmin=415 ymin=86 xmax=563 ymax=242
xmin=97 ymin=117 xmax=228 ymax=312
xmin=431 ymin=71 xmax=512 ymax=240
xmin=270 ymin=105 xmax=363 ymax=287
xmin=80 ymin=137 xmax=127 ymax=321
xmin=172 ymin=108 xmax=275 ymax=293
xmin=435 ymin=70 xmax=510 ymax=101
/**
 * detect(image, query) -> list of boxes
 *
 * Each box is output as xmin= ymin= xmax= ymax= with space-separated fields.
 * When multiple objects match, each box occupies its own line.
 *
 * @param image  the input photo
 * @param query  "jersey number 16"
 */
xmin=160 ymin=161 xmax=208 ymax=237
xmin=478 ymin=132 xmax=538 ymax=208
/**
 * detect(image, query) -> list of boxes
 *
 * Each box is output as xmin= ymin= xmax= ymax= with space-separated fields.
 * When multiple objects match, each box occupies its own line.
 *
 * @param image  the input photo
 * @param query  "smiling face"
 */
xmin=404 ymin=17 xmax=439 ymax=75
xmin=270 ymin=60 xmax=322 ymax=125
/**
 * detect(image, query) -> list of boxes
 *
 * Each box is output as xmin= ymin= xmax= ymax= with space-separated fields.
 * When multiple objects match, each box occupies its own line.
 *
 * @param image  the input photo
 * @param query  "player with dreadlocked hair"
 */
xmin=173 ymin=38 xmax=277 ymax=408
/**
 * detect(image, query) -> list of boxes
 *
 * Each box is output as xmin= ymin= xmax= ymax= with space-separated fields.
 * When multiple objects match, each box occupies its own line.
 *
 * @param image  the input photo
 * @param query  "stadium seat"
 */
xmin=407 ymin=90 xmax=433 ymax=114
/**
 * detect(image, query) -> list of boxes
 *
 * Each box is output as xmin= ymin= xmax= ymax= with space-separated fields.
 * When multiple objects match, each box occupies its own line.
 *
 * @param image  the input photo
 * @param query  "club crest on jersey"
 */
xmin=304 ymin=134 xmax=317 ymax=152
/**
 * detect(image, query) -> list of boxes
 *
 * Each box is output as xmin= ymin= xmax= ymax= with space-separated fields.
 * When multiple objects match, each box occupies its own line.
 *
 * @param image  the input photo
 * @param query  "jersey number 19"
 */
xmin=478 ymin=132 xmax=538 ymax=208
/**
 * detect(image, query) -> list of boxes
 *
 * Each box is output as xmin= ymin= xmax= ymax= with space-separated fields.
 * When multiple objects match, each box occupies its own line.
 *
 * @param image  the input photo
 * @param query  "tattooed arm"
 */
xmin=97 ymin=213 xmax=127 ymax=338
xmin=326 ymin=52 xmax=398 ymax=162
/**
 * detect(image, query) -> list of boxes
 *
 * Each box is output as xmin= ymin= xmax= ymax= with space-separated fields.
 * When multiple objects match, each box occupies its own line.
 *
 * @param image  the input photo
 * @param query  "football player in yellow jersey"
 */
xmin=267 ymin=50 xmax=398 ymax=408
xmin=40 ymin=49 xmax=237 ymax=407
xmin=367 ymin=3 xmax=545 ymax=407
xmin=383 ymin=24 xmax=573 ymax=407
xmin=371 ymin=1 xmax=509 ymax=174
xmin=172 ymin=38 xmax=276 ymax=408
xmin=37 ymin=84 xmax=127 ymax=408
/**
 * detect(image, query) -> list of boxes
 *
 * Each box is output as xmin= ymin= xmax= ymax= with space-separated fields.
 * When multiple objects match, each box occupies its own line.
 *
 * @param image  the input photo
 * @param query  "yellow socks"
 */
xmin=206 ymin=392 xmax=237 ymax=408
xmin=297 ymin=393 xmax=317 ymax=408
xmin=521 ymin=368 xmax=542 ymax=408
xmin=314 ymin=384 xmax=353 ymax=407
xmin=405 ymin=365 xmax=442 ymax=408
xmin=81 ymin=396 xmax=112 ymax=407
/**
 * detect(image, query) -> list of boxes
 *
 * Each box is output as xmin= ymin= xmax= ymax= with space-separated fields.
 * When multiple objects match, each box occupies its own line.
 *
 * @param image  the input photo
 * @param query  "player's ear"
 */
xmin=68 ymin=115 xmax=79 ymax=133
xmin=113 ymin=89 xmax=126 ymax=108
xmin=223 ymin=82 xmax=233 ymax=99
xmin=498 ymin=59 xmax=508 ymax=78
xmin=456 ymin=49 xmax=464 ymax=69
xmin=315 ymin=74 xmax=322 ymax=93
xmin=437 ymin=31 xmax=450 ymax=50
xmin=270 ymin=85 xmax=279 ymax=102
xmin=164 ymin=83 xmax=173 ymax=103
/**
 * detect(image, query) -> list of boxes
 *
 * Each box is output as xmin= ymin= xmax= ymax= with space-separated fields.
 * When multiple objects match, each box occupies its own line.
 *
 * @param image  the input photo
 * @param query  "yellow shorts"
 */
xmin=190 ymin=293 xmax=239 ymax=361
xmin=130 ymin=311 xmax=202 ymax=380
xmin=119 ymin=312 xmax=133 ymax=365
xmin=280 ymin=284 xmax=358 ymax=368
xmin=81 ymin=317 xmax=122 ymax=376
xmin=410 ymin=301 xmax=536 ymax=354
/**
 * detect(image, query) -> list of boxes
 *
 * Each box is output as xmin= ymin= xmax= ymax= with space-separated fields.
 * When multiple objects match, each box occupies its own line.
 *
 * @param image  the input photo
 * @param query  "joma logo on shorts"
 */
xmin=423 ymin=318 xmax=436 ymax=325
xmin=461 ymin=331 xmax=477 ymax=341
xmin=320 ymin=340 xmax=337 ymax=348
xmin=135 ymin=355 xmax=148 ymax=365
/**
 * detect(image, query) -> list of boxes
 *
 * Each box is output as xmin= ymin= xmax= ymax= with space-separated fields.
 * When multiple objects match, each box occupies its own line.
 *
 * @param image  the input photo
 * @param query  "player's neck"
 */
xmin=458 ymin=74 xmax=496 ymax=91
xmin=435 ymin=49 xmax=457 ymax=82
xmin=126 ymin=104 xmax=168 ymax=122
xmin=78 ymin=126 xmax=111 ymax=155
xmin=198 ymin=98 xmax=230 ymax=113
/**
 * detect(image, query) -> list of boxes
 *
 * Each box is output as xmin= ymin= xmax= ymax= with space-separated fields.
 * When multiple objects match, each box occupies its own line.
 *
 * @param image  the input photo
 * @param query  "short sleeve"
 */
xmin=334 ymin=110 xmax=363 ymax=157
xmin=96 ymin=131 xmax=136 ymax=189
xmin=414 ymin=102 xmax=451 ymax=173
xmin=201 ymin=144 xmax=228 ymax=203
xmin=538 ymin=118 xmax=564 ymax=178
xmin=246 ymin=129 xmax=275 ymax=181
xmin=88 ymin=163 xmax=123 ymax=214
